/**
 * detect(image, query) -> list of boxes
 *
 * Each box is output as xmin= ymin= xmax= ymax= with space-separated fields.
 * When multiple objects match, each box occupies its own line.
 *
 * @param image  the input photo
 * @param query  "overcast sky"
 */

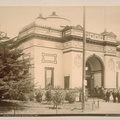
xmin=0 ymin=6 xmax=120 ymax=40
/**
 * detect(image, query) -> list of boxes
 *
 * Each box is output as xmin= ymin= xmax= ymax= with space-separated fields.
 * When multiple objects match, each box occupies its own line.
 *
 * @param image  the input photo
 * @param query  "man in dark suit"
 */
xmin=100 ymin=87 xmax=104 ymax=99
xmin=94 ymin=86 xmax=99 ymax=97
xmin=106 ymin=89 xmax=111 ymax=102
xmin=112 ymin=89 xmax=117 ymax=103
xmin=117 ymin=90 xmax=120 ymax=103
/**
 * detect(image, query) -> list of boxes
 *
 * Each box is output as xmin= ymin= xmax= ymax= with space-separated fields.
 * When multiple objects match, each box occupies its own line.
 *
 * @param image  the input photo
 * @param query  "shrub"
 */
xmin=45 ymin=89 xmax=54 ymax=102
xmin=35 ymin=90 xmax=43 ymax=102
xmin=28 ymin=92 xmax=34 ymax=101
xmin=52 ymin=87 xmax=65 ymax=109
xmin=65 ymin=90 xmax=76 ymax=103
xmin=17 ymin=92 xmax=28 ymax=101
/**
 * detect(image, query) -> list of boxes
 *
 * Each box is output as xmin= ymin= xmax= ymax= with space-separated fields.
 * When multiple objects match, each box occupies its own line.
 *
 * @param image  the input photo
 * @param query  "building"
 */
xmin=14 ymin=11 xmax=120 ymax=92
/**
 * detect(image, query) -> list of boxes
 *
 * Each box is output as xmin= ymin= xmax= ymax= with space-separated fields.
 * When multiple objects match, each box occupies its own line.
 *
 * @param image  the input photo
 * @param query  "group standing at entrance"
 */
xmin=94 ymin=86 xmax=120 ymax=103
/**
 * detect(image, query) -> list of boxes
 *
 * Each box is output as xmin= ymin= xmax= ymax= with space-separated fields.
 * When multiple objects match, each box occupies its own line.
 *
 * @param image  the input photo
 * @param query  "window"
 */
xmin=45 ymin=67 xmax=54 ymax=89
xmin=64 ymin=76 xmax=70 ymax=89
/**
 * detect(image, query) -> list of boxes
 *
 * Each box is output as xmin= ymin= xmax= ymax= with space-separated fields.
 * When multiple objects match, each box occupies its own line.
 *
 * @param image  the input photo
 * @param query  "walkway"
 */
xmin=85 ymin=98 xmax=120 ymax=114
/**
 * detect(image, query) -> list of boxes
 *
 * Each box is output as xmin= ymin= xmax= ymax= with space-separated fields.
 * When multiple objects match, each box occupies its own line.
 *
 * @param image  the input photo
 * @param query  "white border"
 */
xmin=0 ymin=0 xmax=120 ymax=6
xmin=0 ymin=0 xmax=120 ymax=120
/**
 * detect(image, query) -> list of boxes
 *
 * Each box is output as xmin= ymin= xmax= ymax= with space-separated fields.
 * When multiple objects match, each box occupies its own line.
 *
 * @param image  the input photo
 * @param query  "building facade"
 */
xmin=14 ymin=12 xmax=120 ymax=91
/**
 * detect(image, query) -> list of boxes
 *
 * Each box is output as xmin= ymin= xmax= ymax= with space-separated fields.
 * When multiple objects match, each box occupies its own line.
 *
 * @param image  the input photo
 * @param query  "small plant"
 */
xmin=35 ymin=90 xmax=43 ymax=102
xmin=17 ymin=92 xmax=28 ymax=101
xmin=65 ymin=90 xmax=76 ymax=103
xmin=52 ymin=86 xmax=65 ymax=113
xmin=28 ymin=92 xmax=34 ymax=101
xmin=45 ymin=89 xmax=54 ymax=102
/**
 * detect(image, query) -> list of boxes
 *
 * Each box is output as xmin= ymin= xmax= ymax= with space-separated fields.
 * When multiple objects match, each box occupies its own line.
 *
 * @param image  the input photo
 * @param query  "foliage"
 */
xmin=17 ymin=92 xmax=28 ymax=101
xmin=52 ymin=86 xmax=65 ymax=109
xmin=35 ymin=90 xmax=43 ymax=102
xmin=28 ymin=92 xmax=34 ymax=101
xmin=65 ymin=90 xmax=76 ymax=103
xmin=45 ymin=89 xmax=54 ymax=102
xmin=0 ymin=38 xmax=34 ymax=100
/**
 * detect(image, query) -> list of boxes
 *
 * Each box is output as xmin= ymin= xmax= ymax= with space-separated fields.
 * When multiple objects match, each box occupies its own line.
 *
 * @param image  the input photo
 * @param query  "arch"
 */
xmin=86 ymin=54 xmax=105 ymax=70
xmin=85 ymin=54 xmax=105 ymax=96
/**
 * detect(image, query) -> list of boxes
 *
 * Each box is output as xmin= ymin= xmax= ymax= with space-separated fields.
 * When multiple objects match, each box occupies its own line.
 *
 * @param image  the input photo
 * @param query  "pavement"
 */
xmin=84 ymin=98 xmax=120 ymax=114
xmin=1 ymin=98 xmax=120 ymax=115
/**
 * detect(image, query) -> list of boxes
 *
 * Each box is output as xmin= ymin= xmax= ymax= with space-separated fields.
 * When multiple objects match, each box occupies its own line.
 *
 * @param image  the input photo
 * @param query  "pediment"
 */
xmin=101 ymin=31 xmax=116 ymax=37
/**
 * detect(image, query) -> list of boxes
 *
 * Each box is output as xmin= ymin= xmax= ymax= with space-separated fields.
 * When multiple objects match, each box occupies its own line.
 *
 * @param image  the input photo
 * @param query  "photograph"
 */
xmin=0 ymin=5 xmax=120 ymax=117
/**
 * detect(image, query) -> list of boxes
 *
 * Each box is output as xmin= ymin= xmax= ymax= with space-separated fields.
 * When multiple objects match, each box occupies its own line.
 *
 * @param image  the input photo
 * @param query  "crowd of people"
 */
xmin=94 ymin=86 xmax=120 ymax=103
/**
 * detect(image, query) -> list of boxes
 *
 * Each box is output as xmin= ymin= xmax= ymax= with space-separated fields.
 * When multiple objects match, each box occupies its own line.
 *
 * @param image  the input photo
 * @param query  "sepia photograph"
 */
xmin=0 ymin=4 xmax=120 ymax=117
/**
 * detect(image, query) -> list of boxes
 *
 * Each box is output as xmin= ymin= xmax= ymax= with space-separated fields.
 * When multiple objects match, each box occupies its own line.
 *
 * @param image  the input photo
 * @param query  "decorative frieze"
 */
xmin=55 ymin=42 xmax=63 ymax=49
xmin=86 ymin=44 xmax=104 ymax=52
xmin=20 ymin=40 xmax=34 ymax=49
xmin=63 ymin=41 xmax=82 ymax=49
xmin=36 ymin=39 xmax=44 ymax=46
xmin=72 ymin=41 xmax=83 ymax=48
xmin=105 ymin=46 xmax=116 ymax=53
xmin=64 ymin=41 xmax=72 ymax=49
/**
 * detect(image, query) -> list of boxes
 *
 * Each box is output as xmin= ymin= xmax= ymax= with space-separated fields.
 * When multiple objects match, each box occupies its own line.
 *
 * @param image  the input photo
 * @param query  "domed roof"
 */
xmin=20 ymin=12 xmax=72 ymax=33
xmin=46 ymin=11 xmax=70 ymax=22
xmin=46 ymin=12 xmax=71 ymax=29
xmin=34 ymin=11 xmax=71 ymax=29
xmin=34 ymin=13 xmax=47 ymax=26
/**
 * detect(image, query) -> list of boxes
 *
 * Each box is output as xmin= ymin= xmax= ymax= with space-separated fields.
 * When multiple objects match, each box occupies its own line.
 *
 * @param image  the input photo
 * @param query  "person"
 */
xmin=117 ymin=90 xmax=120 ymax=103
xmin=112 ymin=89 xmax=117 ymax=103
xmin=100 ymin=87 xmax=104 ymax=99
xmin=103 ymin=88 xmax=107 ymax=101
xmin=94 ymin=86 xmax=99 ymax=97
xmin=106 ymin=89 xmax=111 ymax=102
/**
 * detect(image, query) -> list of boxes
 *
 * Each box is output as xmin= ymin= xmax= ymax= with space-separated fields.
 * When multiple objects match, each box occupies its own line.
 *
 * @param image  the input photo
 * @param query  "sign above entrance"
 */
xmin=42 ymin=52 xmax=57 ymax=64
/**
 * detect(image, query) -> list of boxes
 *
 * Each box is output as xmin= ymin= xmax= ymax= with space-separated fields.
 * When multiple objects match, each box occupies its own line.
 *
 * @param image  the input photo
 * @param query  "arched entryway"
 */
xmin=85 ymin=54 xmax=104 ymax=96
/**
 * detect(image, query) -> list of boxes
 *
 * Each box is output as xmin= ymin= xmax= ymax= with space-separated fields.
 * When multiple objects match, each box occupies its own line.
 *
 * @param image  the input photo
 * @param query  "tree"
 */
xmin=52 ymin=87 xmax=65 ymax=113
xmin=0 ymin=34 xmax=34 ymax=101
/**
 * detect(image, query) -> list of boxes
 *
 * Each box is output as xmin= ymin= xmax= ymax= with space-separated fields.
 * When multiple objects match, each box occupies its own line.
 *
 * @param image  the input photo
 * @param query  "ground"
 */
xmin=0 ymin=98 xmax=120 ymax=116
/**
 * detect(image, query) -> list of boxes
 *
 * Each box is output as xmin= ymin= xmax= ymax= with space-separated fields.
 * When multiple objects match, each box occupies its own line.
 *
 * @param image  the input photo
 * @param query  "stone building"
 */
xmin=14 ymin=12 xmax=120 ymax=92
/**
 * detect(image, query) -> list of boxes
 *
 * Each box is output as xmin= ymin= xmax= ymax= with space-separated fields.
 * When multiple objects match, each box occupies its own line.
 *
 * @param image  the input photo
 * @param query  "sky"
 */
xmin=0 ymin=6 xmax=120 ymax=41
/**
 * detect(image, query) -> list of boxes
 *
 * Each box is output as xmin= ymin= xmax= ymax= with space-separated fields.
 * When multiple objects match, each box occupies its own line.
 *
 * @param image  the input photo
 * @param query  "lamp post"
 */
xmin=82 ymin=6 xmax=86 ymax=111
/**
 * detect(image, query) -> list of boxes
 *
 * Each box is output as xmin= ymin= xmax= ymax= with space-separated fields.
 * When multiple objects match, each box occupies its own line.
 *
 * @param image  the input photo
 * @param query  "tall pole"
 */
xmin=82 ymin=6 xmax=86 ymax=111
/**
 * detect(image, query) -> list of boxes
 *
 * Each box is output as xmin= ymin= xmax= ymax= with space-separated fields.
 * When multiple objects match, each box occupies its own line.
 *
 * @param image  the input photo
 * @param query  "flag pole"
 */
xmin=82 ymin=6 xmax=86 ymax=111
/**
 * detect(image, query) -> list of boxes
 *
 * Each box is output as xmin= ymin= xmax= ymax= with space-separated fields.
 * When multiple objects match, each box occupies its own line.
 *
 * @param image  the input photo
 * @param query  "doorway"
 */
xmin=86 ymin=55 xmax=104 ymax=96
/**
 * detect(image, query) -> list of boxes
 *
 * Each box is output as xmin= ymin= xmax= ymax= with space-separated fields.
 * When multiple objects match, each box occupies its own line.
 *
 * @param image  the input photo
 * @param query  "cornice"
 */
xmin=103 ymin=41 xmax=118 ymax=47
xmin=16 ymin=32 xmax=119 ymax=48
xmin=63 ymin=35 xmax=103 ymax=45
xmin=63 ymin=49 xmax=83 ymax=54
xmin=104 ymin=54 xmax=116 ymax=57
xmin=63 ymin=35 xmax=118 ymax=46
xmin=19 ymin=23 xmax=62 ymax=34
xmin=18 ymin=33 xmax=63 ymax=44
